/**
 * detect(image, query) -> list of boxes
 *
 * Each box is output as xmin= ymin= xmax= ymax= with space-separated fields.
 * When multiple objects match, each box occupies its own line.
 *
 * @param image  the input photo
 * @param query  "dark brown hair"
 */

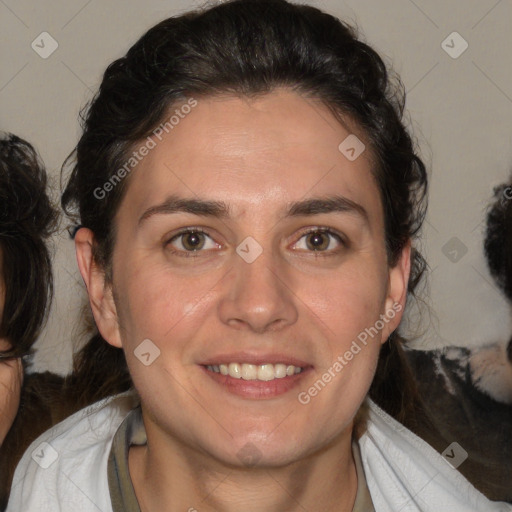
xmin=62 ymin=0 xmax=429 ymax=428
xmin=0 ymin=133 xmax=58 ymax=360
xmin=485 ymin=183 xmax=512 ymax=302
xmin=0 ymin=134 xmax=59 ymax=509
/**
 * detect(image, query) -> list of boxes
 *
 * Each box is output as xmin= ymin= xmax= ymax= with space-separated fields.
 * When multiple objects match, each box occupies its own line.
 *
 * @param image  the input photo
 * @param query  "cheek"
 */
xmin=305 ymin=262 xmax=388 ymax=334
xmin=0 ymin=360 xmax=22 ymax=445
xmin=114 ymin=261 xmax=216 ymax=353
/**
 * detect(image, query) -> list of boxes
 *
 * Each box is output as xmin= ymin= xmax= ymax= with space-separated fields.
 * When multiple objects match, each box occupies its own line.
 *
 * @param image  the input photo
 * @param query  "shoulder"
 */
xmin=358 ymin=398 xmax=512 ymax=512
xmin=6 ymin=392 xmax=138 ymax=512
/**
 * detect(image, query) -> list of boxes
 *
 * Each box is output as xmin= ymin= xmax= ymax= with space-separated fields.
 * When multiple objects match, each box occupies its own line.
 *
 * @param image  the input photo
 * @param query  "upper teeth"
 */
xmin=207 ymin=363 xmax=303 ymax=381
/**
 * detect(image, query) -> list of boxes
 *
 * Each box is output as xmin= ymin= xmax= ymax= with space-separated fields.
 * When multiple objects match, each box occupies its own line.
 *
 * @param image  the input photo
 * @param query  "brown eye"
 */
xmin=293 ymin=228 xmax=345 ymax=253
xmin=305 ymin=232 xmax=330 ymax=251
xmin=181 ymin=232 xmax=206 ymax=251
xmin=166 ymin=229 xmax=219 ymax=255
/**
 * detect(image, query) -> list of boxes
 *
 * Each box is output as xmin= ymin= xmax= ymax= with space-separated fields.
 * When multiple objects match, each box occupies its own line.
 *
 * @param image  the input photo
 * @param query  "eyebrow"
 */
xmin=138 ymin=194 xmax=369 ymax=225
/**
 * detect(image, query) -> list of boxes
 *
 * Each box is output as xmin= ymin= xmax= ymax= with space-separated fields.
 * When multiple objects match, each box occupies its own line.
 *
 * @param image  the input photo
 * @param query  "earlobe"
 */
xmin=74 ymin=228 xmax=123 ymax=348
xmin=381 ymin=240 xmax=412 ymax=343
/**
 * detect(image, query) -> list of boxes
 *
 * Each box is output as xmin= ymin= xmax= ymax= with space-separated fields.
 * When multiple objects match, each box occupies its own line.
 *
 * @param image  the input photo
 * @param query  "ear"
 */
xmin=381 ymin=240 xmax=412 ymax=343
xmin=75 ymin=228 xmax=123 ymax=348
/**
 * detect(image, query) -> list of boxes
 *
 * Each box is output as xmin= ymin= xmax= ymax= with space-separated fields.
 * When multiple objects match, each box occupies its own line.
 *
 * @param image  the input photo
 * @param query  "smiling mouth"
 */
xmin=206 ymin=362 xmax=303 ymax=381
xmin=201 ymin=362 xmax=311 ymax=399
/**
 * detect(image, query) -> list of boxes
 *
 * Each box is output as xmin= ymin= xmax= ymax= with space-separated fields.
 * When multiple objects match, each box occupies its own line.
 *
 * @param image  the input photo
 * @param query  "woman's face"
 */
xmin=0 ymin=252 xmax=23 ymax=446
xmin=79 ymin=89 xmax=409 ymax=467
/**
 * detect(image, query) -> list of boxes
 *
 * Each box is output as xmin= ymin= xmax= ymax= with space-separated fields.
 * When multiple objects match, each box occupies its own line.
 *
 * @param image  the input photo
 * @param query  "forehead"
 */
xmin=118 ymin=89 xmax=382 ymax=223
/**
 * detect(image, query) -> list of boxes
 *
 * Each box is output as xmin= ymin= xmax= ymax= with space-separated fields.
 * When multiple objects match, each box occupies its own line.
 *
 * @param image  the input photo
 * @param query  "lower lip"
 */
xmin=200 ymin=365 xmax=311 ymax=399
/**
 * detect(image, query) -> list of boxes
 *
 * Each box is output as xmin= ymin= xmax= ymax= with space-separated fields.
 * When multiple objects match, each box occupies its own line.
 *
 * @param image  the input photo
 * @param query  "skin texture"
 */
xmin=76 ymin=89 xmax=410 ymax=511
xmin=0 ymin=251 xmax=23 ymax=447
xmin=0 ymin=343 xmax=22 ymax=448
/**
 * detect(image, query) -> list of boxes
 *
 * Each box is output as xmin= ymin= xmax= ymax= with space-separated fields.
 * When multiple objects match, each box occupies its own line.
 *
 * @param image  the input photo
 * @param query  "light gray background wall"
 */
xmin=1 ymin=0 xmax=511 ymax=374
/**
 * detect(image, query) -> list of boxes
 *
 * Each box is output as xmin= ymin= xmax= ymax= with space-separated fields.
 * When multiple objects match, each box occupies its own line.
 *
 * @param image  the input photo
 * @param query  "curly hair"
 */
xmin=62 ymin=0 xmax=429 ymax=426
xmin=0 ymin=133 xmax=58 ymax=361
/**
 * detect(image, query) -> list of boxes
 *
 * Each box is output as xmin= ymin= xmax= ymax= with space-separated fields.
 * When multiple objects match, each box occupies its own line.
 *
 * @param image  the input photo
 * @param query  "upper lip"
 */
xmin=200 ymin=352 xmax=311 ymax=368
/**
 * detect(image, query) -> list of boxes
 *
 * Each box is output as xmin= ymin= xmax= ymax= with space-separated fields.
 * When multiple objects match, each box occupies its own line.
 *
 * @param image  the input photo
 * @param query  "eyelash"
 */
xmin=164 ymin=226 xmax=347 ymax=258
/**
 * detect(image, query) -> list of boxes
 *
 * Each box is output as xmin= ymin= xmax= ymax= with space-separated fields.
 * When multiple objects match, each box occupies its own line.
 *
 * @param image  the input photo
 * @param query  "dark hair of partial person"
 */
xmin=0 ymin=133 xmax=58 ymax=361
xmin=61 ymin=0 xmax=431 ymax=431
xmin=0 ymin=135 xmax=127 ymax=510
xmin=484 ymin=181 xmax=512 ymax=364
xmin=485 ymin=182 xmax=512 ymax=304
xmin=0 ymin=133 xmax=59 ymax=510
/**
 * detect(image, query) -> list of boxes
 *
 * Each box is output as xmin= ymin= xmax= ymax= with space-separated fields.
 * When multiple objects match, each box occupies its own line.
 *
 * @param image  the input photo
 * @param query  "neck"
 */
xmin=129 ymin=415 xmax=358 ymax=512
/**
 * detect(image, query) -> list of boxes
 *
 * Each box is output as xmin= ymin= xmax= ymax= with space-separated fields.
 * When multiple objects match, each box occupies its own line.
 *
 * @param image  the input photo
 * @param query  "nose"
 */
xmin=217 ymin=247 xmax=299 ymax=333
